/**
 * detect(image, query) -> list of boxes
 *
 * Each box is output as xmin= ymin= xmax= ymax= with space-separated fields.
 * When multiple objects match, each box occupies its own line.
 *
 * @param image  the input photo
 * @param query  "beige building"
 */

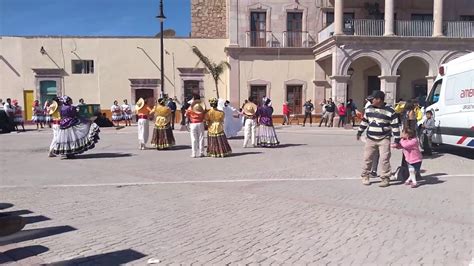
xmin=1 ymin=0 xmax=473 ymax=120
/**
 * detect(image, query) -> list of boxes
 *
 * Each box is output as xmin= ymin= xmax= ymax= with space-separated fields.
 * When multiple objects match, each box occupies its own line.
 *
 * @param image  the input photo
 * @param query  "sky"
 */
xmin=0 ymin=0 xmax=191 ymax=37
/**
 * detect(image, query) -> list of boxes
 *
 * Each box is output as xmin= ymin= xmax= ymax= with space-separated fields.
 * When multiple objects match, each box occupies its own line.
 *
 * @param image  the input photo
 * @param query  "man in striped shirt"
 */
xmin=357 ymin=91 xmax=401 ymax=187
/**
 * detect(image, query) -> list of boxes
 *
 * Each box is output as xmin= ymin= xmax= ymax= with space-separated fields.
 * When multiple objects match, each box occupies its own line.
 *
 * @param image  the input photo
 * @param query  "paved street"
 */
xmin=0 ymin=125 xmax=473 ymax=265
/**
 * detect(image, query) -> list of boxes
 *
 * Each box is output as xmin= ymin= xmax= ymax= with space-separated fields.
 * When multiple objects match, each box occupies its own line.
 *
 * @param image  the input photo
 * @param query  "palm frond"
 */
xmin=192 ymin=46 xmax=213 ymax=71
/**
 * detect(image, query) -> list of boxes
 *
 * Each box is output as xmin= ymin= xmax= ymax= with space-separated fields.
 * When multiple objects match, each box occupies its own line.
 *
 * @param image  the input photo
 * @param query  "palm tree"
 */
xmin=192 ymin=46 xmax=230 ymax=99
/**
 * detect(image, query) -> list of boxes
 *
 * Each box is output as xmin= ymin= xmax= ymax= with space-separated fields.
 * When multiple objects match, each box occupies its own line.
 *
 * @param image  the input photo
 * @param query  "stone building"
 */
xmin=0 ymin=0 xmax=473 ymax=121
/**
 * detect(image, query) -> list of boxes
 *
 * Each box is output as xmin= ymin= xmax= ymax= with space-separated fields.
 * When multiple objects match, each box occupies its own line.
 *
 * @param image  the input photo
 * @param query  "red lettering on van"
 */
xmin=460 ymin=89 xmax=474 ymax=98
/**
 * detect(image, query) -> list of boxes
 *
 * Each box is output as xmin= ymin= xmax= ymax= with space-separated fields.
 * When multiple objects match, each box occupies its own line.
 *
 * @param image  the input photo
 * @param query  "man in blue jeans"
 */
xmin=167 ymin=97 xmax=177 ymax=130
xmin=302 ymin=100 xmax=314 ymax=127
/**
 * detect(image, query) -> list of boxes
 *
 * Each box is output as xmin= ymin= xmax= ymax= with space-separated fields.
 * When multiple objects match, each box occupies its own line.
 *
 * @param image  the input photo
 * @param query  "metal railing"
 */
xmin=353 ymin=19 xmax=384 ymax=36
xmin=245 ymin=31 xmax=269 ymax=47
xmin=282 ymin=31 xmax=316 ymax=47
xmin=318 ymin=23 xmax=335 ymax=43
xmin=396 ymin=20 xmax=433 ymax=36
xmin=445 ymin=21 xmax=474 ymax=37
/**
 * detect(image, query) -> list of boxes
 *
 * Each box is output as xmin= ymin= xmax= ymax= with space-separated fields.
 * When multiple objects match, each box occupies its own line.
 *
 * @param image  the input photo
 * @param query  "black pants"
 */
xmin=170 ymin=112 xmax=176 ymax=129
xmin=180 ymin=110 xmax=186 ymax=125
xmin=303 ymin=112 xmax=312 ymax=125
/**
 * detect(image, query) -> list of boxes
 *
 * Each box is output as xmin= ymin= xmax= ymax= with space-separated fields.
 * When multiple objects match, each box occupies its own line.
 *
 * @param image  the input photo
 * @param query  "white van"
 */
xmin=425 ymin=52 xmax=474 ymax=149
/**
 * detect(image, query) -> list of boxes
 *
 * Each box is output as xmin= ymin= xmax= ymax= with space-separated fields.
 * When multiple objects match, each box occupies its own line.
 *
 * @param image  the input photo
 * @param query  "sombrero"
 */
xmin=191 ymin=100 xmax=206 ymax=114
xmin=135 ymin=98 xmax=145 ymax=110
xmin=243 ymin=102 xmax=257 ymax=116
xmin=48 ymin=100 xmax=58 ymax=115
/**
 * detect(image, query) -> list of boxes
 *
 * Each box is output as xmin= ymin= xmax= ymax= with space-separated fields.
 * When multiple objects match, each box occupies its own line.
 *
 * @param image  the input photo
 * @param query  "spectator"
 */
xmin=13 ymin=100 xmax=25 ymax=132
xmin=421 ymin=110 xmax=435 ymax=155
xmin=180 ymin=97 xmax=191 ymax=126
xmin=346 ymin=99 xmax=357 ymax=126
xmin=282 ymin=101 xmax=291 ymax=125
xmin=167 ymin=97 xmax=177 ymax=130
xmin=319 ymin=99 xmax=328 ymax=127
xmin=302 ymin=100 xmax=315 ymax=127
xmin=357 ymin=91 xmax=401 ymax=187
xmin=325 ymin=98 xmax=336 ymax=127
xmin=337 ymin=103 xmax=346 ymax=127
xmin=78 ymin=98 xmax=85 ymax=105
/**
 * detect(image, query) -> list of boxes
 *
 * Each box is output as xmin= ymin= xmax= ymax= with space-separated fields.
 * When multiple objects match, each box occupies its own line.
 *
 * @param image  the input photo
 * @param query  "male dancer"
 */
xmin=186 ymin=95 xmax=206 ymax=158
xmin=242 ymin=97 xmax=258 ymax=148
xmin=135 ymin=98 xmax=152 ymax=150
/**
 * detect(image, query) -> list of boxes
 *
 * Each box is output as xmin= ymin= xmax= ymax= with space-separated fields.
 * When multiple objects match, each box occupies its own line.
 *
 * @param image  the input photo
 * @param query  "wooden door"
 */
xmin=250 ymin=12 xmax=266 ymax=47
xmin=250 ymin=86 xmax=266 ymax=106
xmin=287 ymin=12 xmax=303 ymax=47
xmin=287 ymin=85 xmax=302 ymax=114
xmin=23 ymin=90 xmax=34 ymax=121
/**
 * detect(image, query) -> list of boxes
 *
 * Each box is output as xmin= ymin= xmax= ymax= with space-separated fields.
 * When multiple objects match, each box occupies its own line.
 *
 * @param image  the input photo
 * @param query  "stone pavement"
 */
xmin=0 ymin=125 xmax=472 ymax=265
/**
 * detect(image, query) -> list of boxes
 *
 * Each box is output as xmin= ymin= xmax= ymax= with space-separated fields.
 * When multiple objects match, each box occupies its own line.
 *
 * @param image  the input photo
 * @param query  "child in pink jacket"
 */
xmin=392 ymin=128 xmax=423 ymax=188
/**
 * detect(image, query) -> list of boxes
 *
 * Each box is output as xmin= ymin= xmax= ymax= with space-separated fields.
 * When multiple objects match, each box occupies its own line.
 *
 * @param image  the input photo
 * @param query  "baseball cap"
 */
xmin=369 ymin=90 xmax=385 ymax=100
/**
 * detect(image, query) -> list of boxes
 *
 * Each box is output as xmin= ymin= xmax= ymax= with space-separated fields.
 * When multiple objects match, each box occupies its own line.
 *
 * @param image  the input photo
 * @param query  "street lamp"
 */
xmin=156 ymin=0 xmax=166 ymax=98
xmin=345 ymin=67 xmax=355 ymax=129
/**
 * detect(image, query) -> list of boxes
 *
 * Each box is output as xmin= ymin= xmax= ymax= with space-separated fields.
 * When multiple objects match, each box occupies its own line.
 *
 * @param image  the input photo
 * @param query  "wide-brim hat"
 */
xmin=191 ymin=100 xmax=206 ymax=114
xmin=48 ymin=100 xmax=58 ymax=115
xmin=135 ymin=98 xmax=145 ymax=110
xmin=243 ymin=102 xmax=257 ymax=116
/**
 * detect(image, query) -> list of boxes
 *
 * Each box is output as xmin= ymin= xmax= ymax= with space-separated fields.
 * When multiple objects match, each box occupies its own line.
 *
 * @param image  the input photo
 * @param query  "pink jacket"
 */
xmin=397 ymin=138 xmax=422 ymax=164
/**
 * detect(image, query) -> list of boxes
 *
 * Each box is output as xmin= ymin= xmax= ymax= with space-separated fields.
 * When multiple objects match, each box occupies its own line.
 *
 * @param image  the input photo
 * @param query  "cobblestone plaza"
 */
xmin=0 ymin=126 xmax=472 ymax=264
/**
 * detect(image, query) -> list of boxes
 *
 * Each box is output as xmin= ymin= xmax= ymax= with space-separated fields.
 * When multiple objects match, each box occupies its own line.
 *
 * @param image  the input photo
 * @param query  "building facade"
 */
xmin=1 ymin=0 xmax=473 ymax=120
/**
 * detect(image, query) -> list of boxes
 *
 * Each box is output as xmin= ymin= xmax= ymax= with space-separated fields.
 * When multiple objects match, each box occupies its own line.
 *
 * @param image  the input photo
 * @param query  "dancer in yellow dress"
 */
xmin=150 ymin=98 xmax=175 ymax=150
xmin=205 ymin=97 xmax=232 ymax=157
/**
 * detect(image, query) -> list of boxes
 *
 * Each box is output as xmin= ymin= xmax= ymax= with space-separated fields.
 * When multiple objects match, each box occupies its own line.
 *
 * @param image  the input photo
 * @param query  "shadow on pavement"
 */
xmin=434 ymin=145 xmax=474 ymax=160
xmin=23 ymin=215 xmax=51 ymax=225
xmin=0 ymin=245 xmax=49 ymax=264
xmin=48 ymin=249 xmax=147 ymax=265
xmin=0 ymin=210 xmax=33 ymax=216
xmin=0 ymin=226 xmax=76 ymax=245
xmin=170 ymin=145 xmax=191 ymax=151
xmin=274 ymin=143 xmax=307 ymax=148
xmin=229 ymin=151 xmax=262 ymax=157
xmin=228 ymin=136 xmax=244 ymax=140
xmin=72 ymin=153 xmax=134 ymax=159
xmin=418 ymin=176 xmax=445 ymax=187
xmin=0 ymin=203 xmax=13 ymax=210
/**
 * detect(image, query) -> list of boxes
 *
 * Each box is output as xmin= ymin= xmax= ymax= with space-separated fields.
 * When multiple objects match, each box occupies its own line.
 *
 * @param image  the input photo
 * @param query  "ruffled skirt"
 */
xmin=151 ymin=126 xmax=175 ymax=150
xmin=257 ymin=125 xmax=279 ymax=147
xmin=112 ymin=114 xmax=122 ymax=121
xmin=52 ymin=122 xmax=100 ymax=155
xmin=123 ymin=114 xmax=133 ymax=120
xmin=44 ymin=115 xmax=52 ymax=123
xmin=207 ymin=132 xmax=232 ymax=157
xmin=32 ymin=115 xmax=44 ymax=123
xmin=14 ymin=116 xmax=24 ymax=124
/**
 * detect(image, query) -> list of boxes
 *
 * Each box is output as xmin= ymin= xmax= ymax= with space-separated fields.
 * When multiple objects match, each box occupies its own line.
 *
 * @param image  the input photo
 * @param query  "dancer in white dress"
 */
xmin=222 ymin=100 xmax=242 ymax=138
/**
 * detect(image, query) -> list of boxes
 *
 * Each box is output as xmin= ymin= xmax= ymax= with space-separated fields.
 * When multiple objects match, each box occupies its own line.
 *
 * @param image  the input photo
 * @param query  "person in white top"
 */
xmin=121 ymin=99 xmax=132 ymax=126
xmin=111 ymin=100 xmax=123 ymax=127
xmin=223 ymin=100 xmax=242 ymax=138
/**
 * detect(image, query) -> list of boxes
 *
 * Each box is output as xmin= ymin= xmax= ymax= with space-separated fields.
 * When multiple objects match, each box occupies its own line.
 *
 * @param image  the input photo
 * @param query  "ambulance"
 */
xmin=425 ymin=52 xmax=474 ymax=149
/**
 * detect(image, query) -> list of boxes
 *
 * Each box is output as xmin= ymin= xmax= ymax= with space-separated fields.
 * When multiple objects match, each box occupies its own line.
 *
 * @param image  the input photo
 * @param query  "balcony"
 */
xmin=317 ymin=19 xmax=474 ymax=42
xmin=245 ymin=31 xmax=316 ymax=48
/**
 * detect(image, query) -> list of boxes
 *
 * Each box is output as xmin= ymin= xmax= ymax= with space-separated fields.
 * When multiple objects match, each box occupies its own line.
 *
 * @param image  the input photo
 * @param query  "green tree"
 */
xmin=192 ymin=46 xmax=230 ymax=99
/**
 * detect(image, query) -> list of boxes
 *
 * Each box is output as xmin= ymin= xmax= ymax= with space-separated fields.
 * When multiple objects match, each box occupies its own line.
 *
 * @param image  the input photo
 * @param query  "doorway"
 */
xmin=23 ymin=90 xmax=34 ymax=121
xmin=135 ymin=89 xmax=155 ymax=104
xmin=39 ymin=80 xmax=57 ymax=105
xmin=287 ymin=85 xmax=303 ymax=114
xmin=250 ymin=85 xmax=267 ymax=106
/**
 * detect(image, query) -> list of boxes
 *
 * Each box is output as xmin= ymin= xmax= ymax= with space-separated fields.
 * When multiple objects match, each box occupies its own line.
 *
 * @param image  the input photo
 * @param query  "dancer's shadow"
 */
xmin=49 ymin=249 xmax=146 ymax=265
xmin=0 ymin=245 xmax=49 ymax=264
xmin=228 ymin=136 xmax=244 ymax=140
xmin=229 ymin=151 xmax=262 ymax=157
xmin=72 ymin=153 xmax=134 ymax=159
xmin=274 ymin=143 xmax=307 ymax=148
xmin=0 ymin=203 xmax=13 ymax=210
xmin=171 ymin=145 xmax=191 ymax=151
xmin=0 ymin=225 xmax=76 ymax=245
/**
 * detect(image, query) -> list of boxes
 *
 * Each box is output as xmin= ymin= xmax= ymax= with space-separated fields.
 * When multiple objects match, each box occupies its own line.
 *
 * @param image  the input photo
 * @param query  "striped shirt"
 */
xmin=357 ymin=105 xmax=400 ymax=142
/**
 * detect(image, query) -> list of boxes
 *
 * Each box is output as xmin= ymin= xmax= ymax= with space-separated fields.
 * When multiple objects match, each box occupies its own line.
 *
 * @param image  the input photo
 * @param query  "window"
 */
xmin=184 ymin=80 xmax=200 ymax=100
xmin=286 ymin=85 xmax=302 ymax=114
xmin=325 ymin=12 xmax=355 ymax=26
xmin=460 ymin=15 xmax=474 ymax=21
xmin=72 ymin=60 xmax=94 ymax=74
xmin=287 ymin=12 xmax=303 ymax=47
xmin=411 ymin=14 xmax=433 ymax=21
xmin=427 ymin=80 xmax=442 ymax=106
xmin=250 ymin=85 xmax=266 ymax=106
xmin=367 ymin=76 xmax=381 ymax=97
xmin=250 ymin=12 xmax=267 ymax=47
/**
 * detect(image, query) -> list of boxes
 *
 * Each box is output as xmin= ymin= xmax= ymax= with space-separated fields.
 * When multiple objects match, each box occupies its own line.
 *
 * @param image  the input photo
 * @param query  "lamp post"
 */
xmin=345 ymin=67 xmax=355 ymax=129
xmin=157 ymin=0 xmax=166 ymax=98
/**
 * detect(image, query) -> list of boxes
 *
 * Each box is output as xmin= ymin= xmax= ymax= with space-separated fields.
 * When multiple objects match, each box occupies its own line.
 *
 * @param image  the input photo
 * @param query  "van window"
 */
xmin=427 ymin=80 xmax=442 ymax=106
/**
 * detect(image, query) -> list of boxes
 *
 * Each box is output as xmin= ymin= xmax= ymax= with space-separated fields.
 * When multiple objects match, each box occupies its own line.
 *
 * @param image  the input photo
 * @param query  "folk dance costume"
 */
xmin=52 ymin=96 xmax=100 ymax=158
xmin=186 ymin=100 xmax=206 ymax=158
xmin=150 ymin=98 xmax=175 ymax=150
xmin=44 ymin=102 xmax=52 ymax=125
xmin=256 ymin=99 xmax=279 ymax=147
xmin=205 ymin=98 xmax=232 ymax=158
xmin=242 ymin=101 xmax=258 ymax=148
xmin=223 ymin=102 xmax=242 ymax=139
xmin=135 ymin=98 xmax=151 ymax=150
xmin=12 ymin=101 xmax=24 ymax=125
xmin=121 ymin=102 xmax=133 ymax=124
xmin=32 ymin=101 xmax=45 ymax=124
xmin=111 ymin=103 xmax=123 ymax=122
xmin=48 ymin=100 xmax=61 ymax=157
